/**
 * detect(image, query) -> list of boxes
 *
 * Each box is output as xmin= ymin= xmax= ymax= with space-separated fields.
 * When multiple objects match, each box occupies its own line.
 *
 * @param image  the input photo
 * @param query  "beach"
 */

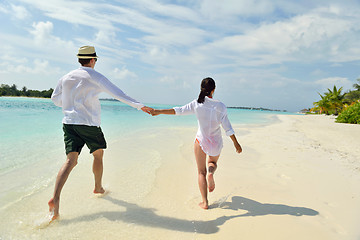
xmin=1 ymin=113 xmax=360 ymax=239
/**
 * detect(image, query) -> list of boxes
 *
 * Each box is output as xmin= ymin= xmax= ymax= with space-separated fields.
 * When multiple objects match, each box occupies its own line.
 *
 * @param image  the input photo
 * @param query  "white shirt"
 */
xmin=173 ymin=97 xmax=235 ymax=156
xmin=51 ymin=66 xmax=144 ymax=126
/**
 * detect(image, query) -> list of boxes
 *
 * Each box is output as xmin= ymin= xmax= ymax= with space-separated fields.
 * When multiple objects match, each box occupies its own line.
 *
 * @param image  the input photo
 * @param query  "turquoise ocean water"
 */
xmin=0 ymin=97 xmax=291 ymax=211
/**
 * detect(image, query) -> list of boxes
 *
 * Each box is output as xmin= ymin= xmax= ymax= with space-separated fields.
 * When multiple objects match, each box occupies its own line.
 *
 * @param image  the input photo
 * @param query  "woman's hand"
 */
xmin=151 ymin=110 xmax=160 ymax=116
xmin=150 ymin=109 xmax=175 ymax=116
xmin=230 ymin=134 xmax=242 ymax=154
xmin=234 ymin=141 xmax=242 ymax=153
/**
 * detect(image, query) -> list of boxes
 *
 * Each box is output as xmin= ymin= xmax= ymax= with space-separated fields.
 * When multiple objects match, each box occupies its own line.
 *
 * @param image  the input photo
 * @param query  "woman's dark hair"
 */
xmin=197 ymin=77 xmax=216 ymax=103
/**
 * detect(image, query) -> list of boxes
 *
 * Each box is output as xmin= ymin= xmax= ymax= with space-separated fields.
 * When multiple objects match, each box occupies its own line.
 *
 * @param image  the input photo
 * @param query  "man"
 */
xmin=49 ymin=46 xmax=153 ymax=221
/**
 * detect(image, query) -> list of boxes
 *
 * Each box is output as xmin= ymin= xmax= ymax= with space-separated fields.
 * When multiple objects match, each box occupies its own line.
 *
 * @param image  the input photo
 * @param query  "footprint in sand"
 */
xmin=334 ymin=225 xmax=347 ymax=235
xmin=278 ymin=174 xmax=292 ymax=180
xmin=277 ymin=174 xmax=292 ymax=185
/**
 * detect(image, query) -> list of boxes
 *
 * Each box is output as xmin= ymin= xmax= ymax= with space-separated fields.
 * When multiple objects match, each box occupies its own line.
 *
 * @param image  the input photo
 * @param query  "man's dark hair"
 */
xmin=78 ymin=58 xmax=92 ymax=66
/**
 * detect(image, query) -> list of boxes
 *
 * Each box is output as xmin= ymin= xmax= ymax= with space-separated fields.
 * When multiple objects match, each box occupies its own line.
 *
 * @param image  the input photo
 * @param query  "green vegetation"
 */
xmin=311 ymin=79 xmax=360 ymax=124
xmin=336 ymin=102 xmax=360 ymax=124
xmin=0 ymin=84 xmax=53 ymax=98
xmin=313 ymin=86 xmax=344 ymax=115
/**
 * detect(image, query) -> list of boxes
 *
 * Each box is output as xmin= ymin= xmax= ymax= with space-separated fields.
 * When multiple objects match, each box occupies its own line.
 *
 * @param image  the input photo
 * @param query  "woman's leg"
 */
xmin=207 ymin=155 xmax=220 ymax=192
xmin=194 ymin=141 xmax=209 ymax=209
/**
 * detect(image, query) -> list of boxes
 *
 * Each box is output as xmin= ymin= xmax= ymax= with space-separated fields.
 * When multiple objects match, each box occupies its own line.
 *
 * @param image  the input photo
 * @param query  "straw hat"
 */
xmin=77 ymin=46 xmax=98 ymax=59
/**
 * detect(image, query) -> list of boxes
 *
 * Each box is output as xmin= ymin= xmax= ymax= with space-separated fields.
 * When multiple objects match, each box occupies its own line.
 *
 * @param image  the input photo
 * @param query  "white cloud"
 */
xmin=159 ymin=75 xmax=175 ymax=84
xmin=0 ymin=4 xmax=9 ymax=14
xmin=0 ymin=54 xmax=28 ymax=65
xmin=0 ymin=54 xmax=63 ymax=90
xmin=30 ymin=21 xmax=54 ymax=44
xmin=2 ymin=0 xmax=360 ymax=111
xmin=310 ymin=69 xmax=326 ymax=77
xmin=100 ymin=3 xmax=207 ymax=47
xmin=132 ymin=0 xmax=201 ymax=23
xmin=112 ymin=66 xmax=137 ymax=80
xmin=188 ymin=5 xmax=360 ymax=68
xmin=27 ymin=21 xmax=77 ymax=63
xmin=315 ymin=77 xmax=353 ymax=91
xmin=19 ymin=0 xmax=207 ymax=48
xmin=146 ymin=46 xmax=169 ymax=62
xmin=95 ymin=30 xmax=118 ymax=45
xmin=0 ymin=58 xmax=54 ymax=74
xmin=200 ymin=0 xmax=275 ymax=18
xmin=11 ymin=4 xmax=30 ymax=20
xmin=19 ymin=0 xmax=116 ymax=31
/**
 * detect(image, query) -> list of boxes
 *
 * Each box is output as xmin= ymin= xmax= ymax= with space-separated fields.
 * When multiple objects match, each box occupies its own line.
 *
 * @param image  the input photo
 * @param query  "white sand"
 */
xmin=1 ymin=114 xmax=360 ymax=239
xmin=143 ymin=114 xmax=360 ymax=240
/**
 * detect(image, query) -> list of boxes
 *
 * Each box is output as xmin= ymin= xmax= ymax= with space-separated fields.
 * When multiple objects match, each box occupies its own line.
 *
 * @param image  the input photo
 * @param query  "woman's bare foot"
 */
xmin=199 ymin=201 xmax=209 ymax=210
xmin=48 ymin=198 xmax=59 ymax=222
xmin=93 ymin=187 xmax=105 ymax=194
xmin=207 ymin=173 xmax=215 ymax=192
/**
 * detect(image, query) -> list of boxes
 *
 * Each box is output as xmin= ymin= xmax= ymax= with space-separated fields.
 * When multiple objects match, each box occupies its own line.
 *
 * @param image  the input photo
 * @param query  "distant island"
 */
xmin=101 ymin=98 xmax=287 ymax=112
xmin=1 ymin=84 xmax=286 ymax=112
xmin=228 ymin=106 xmax=287 ymax=112
xmin=0 ymin=84 xmax=53 ymax=98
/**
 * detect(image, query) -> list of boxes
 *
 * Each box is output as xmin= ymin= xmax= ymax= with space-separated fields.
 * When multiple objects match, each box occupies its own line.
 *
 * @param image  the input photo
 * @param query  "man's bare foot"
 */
xmin=208 ymin=173 xmax=215 ymax=192
xmin=48 ymin=198 xmax=59 ymax=222
xmin=199 ymin=201 xmax=209 ymax=210
xmin=93 ymin=187 xmax=105 ymax=194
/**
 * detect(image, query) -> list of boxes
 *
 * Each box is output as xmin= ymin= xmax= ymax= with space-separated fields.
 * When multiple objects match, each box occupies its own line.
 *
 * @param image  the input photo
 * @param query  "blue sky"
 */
xmin=1 ymin=0 xmax=360 ymax=112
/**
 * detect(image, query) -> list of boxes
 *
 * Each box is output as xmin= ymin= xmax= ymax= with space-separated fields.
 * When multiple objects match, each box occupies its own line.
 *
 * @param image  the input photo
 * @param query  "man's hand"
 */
xmin=141 ymin=106 xmax=154 ymax=115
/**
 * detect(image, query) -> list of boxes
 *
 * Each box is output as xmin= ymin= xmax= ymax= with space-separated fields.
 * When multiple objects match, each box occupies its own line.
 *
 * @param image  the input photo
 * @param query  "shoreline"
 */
xmin=1 ymin=114 xmax=359 ymax=239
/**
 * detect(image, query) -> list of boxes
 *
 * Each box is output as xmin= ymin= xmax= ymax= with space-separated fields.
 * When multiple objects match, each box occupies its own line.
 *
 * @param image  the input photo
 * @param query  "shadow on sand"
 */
xmin=214 ymin=196 xmax=319 ymax=217
xmin=60 ymin=195 xmax=318 ymax=234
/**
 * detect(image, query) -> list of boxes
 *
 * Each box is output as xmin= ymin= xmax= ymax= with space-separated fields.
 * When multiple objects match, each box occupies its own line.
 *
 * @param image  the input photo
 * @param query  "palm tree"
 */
xmin=344 ymin=79 xmax=360 ymax=103
xmin=313 ymin=93 xmax=331 ymax=114
xmin=353 ymin=78 xmax=360 ymax=91
xmin=325 ymin=85 xmax=345 ymax=115
xmin=313 ymin=85 xmax=345 ymax=115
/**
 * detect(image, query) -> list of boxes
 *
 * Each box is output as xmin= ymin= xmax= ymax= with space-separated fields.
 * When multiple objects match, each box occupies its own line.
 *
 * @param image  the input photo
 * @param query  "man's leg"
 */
xmin=194 ymin=141 xmax=208 ymax=209
xmin=48 ymin=152 xmax=79 ymax=220
xmin=207 ymin=155 xmax=220 ymax=192
xmin=92 ymin=149 xmax=105 ymax=194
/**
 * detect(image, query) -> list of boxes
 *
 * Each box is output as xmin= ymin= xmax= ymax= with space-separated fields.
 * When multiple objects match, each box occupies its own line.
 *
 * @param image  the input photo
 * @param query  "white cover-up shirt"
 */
xmin=51 ymin=66 xmax=144 ymax=126
xmin=173 ymin=97 xmax=235 ymax=156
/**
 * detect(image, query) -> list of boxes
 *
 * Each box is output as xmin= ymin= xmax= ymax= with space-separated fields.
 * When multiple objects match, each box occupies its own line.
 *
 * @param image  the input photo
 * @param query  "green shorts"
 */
xmin=63 ymin=124 xmax=107 ymax=155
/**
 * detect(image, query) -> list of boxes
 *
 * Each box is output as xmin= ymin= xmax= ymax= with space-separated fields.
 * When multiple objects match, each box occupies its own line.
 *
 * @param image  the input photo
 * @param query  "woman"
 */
xmin=151 ymin=77 xmax=242 ymax=209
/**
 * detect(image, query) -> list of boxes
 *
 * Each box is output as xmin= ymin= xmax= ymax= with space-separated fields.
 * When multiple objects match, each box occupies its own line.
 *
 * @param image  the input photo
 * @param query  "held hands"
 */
xmin=141 ymin=107 xmax=164 ymax=116
xmin=141 ymin=106 xmax=164 ymax=116
xmin=141 ymin=106 xmax=154 ymax=115
xmin=140 ymin=107 xmax=161 ymax=116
